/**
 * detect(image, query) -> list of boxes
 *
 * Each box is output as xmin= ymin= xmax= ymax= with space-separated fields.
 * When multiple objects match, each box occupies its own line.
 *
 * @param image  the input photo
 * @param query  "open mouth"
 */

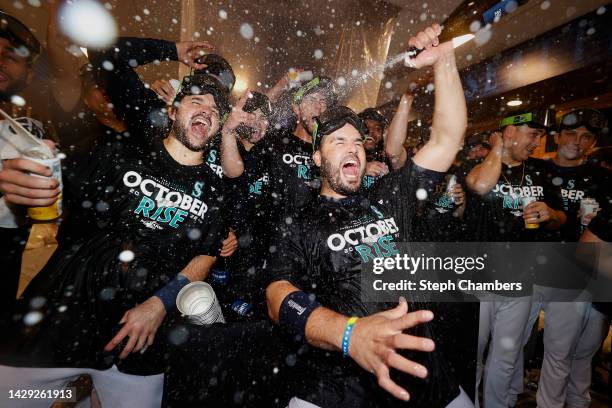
xmin=341 ymin=157 xmax=360 ymax=180
xmin=190 ymin=115 xmax=211 ymax=137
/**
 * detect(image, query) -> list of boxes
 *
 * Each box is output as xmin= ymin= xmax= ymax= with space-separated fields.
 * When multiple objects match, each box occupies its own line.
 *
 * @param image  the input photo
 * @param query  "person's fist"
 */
xmin=406 ymin=24 xmax=453 ymax=69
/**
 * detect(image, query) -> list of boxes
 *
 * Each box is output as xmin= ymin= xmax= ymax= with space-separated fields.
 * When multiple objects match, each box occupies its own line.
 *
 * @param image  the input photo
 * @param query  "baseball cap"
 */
xmin=194 ymin=54 xmax=235 ymax=94
xmin=173 ymin=73 xmax=231 ymax=119
xmin=0 ymin=11 xmax=40 ymax=63
xmin=358 ymin=108 xmax=388 ymax=129
xmin=500 ymin=109 xmax=556 ymax=130
xmin=312 ymin=106 xmax=367 ymax=151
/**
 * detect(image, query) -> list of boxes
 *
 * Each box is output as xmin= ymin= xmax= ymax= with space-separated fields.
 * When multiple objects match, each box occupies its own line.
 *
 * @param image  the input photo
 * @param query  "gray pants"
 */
xmin=566 ymin=305 xmax=610 ymax=408
xmin=477 ymin=297 xmax=532 ymax=408
xmin=508 ymin=286 xmax=590 ymax=408
xmin=0 ymin=364 xmax=163 ymax=408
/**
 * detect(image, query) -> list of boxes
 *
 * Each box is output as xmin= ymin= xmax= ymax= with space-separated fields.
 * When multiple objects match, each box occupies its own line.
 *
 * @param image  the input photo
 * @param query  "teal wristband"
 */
xmin=342 ymin=317 xmax=359 ymax=357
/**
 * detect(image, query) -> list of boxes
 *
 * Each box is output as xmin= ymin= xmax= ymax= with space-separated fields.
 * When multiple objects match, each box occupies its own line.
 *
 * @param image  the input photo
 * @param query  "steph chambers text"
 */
xmin=372 ymin=279 xmax=523 ymax=293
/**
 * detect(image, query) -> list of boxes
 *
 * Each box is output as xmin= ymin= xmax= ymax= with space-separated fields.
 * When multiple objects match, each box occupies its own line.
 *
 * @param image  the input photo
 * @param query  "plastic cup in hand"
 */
xmin=26 ymin=155 xmax=63 ymax=222
xmin=521 ymin=196 xmax=539 ymax=230
xmin=580 ymin=198 xmax=599 ymax=226
xmin=176 ymin=282 xmax=225 ymax=325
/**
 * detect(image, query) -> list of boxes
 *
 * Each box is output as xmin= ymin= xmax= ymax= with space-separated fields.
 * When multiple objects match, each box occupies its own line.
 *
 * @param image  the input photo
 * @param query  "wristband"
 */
xmin=342 ymin=317 xmax=359 ymax=357
xmin=279 ymin=291 xmax=320 ymax=340
xmin=154 ymin=274 xmax=190 ymax=312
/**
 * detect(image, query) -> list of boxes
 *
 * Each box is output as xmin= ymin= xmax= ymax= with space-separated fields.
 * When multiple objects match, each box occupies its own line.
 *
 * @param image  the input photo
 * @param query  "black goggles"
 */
xmin=312 ymin=106 xmax=368 ymax=151
xmin=243 ymin=91 xmax=272 ymax=118
xmin=559 ymin=109 xmax=607 ymax=134
xmin=173 ymin=73 xmax=231 ymax=119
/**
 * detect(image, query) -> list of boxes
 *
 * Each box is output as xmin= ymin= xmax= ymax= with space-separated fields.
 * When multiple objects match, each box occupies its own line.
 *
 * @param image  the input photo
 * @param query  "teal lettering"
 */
xmin=192 ymin=181 xmax=204 ymax=198
xmin=249 ymin=181 xmax=262 ymax=195
xmin=134 ymin=196 xmax=155 ymax=217
xmin=207 ymin=150 xmax=217 ymax=164
xmin=169 ymin=209 xmax=188 ymax=228
xmin=355 ymin=244 xmax=375 ymax=263
xmin=297 ymin=164 xmax=310 ymax=179
xmin=150 ymin=205 xmax=165 ymax=221
xmin=378 ymin=235 xmax=399 ymax=257
xmin=157 ymin=207 xmax=177 ymax=223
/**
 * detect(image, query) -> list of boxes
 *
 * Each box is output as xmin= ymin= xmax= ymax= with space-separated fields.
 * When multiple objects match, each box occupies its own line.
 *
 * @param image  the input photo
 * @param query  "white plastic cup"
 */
xmin=26 ymin=155 xmax=63 ymax=222
xmin=446 ymin=175 xmax=457 ymax=203
xmin=580 ymin=198 xmax=599 ymax=226
xmin=176 ymin=282 xmax=225 ymax=325
xmin=520 ymin=195 xmax=539 ymax=229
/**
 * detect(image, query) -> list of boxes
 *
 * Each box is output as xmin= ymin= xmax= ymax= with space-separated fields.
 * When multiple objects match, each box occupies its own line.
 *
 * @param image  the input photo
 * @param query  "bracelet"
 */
xmin=342 ymin=317 xmax=359 ymax=357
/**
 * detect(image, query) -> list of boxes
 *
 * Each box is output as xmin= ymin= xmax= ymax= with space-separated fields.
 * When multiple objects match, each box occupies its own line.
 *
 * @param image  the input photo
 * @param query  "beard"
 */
xmin=320 ymin=156 xmax=362 ymax=196
xmin=172 ymin=115 xmax=209 ymax=152
xmin=0 ymin=76 xmax=28 ymax=101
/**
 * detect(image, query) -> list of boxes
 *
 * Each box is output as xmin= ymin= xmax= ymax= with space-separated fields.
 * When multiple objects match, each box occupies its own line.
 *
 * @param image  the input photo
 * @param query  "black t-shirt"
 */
xmin=260 ymin=131 xmax=319 ymax=219
xmin=543 ymin=160 xmax=611 ymax=242
xmin=588 ymin=205 xmax=612 ymax=242
xmin=49 ymin=97 xmax=125 ymax=159
xmin=1 ymin=139 xmax=227 ymax=373
xmin=268 ymin=160 xmax=460 ymax=407
xmin=465 ymin=157 xmax=563 ymax=242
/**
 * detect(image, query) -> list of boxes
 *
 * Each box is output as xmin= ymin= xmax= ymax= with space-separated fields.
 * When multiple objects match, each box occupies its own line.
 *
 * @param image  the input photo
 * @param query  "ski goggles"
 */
xmin=243 ymin=91 xmax=272 ymax=118
xmin=312 ymin=106 xmax=368 ymax=151
xmin=293 ymin=76 xmax=337 ymax=106
xmin=559 ymin=108 xmax=607 ymax=135
xmin=173 ymin=73 xmax=231 ymax=120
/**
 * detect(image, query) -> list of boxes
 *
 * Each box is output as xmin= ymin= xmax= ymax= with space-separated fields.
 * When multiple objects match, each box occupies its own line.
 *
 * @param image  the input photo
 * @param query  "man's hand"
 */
xmin=220 ymin=229 xmax=238 ymax=257
xmin=407 ymin=24 xmax=453 ymax=69
xmin=365 ymin=161 xmax=389 ymax=178
xmin=577 ymin=207 xmax=599 ymax=226
xmin=175 ymin=41 xmax=214 ymax=70
xmin=222 ymin=91 xmax=258 ymax=136
xmin=0 ymin=158 xmax=60 ymax=207
xmin=524 ymin=201 xmax=553 ymax=224
xmin=104 ymin=296 xmax=166 ymax=359
xmin=150 ymin=79 xmax=176 ymax=104
xmin=348 ymin=299 xmax=435 ymax=401
xmin=451 ymin=183 xmax=465 ymax=206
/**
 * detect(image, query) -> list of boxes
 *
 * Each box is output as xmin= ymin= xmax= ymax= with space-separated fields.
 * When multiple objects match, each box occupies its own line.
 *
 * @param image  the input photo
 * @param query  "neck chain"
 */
xmin=501 ymin=162 xmax=525 ymax=190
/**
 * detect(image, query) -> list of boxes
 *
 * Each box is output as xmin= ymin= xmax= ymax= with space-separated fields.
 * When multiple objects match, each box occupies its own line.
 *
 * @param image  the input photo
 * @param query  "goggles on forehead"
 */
xmin=559 ymin=109 xmax=607 ymax=134
xmin=312 ymin=106 xmax=368 ymax=151
xmin=293 ymin=76 xmax=337 ymax=106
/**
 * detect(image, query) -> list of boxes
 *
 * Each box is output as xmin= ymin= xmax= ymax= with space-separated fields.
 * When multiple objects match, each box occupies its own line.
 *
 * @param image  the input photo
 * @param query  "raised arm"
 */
xmin=385 ymin=93 xmax=414 ymax=170
xmin=220 ymin=91 xmax=257 ymax=178
xmin=88 ymin=37 xmax=213 ymax=137
xmin=47 ymin=0 xmax=85 ymax=112
xmin=266 ymin=280 xmax=436 ymax=401
xmin=466 ymin=132 xmax=503 ymax=195
xmin=412 ymin=25 xmax=467 ymax=172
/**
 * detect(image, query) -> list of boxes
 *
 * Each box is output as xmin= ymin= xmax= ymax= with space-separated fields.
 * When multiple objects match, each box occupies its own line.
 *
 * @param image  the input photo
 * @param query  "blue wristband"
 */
xmin=154 ymin=274 xmax=190 ymax=312
xmin=279 ymin=291 xmax=320 ymax=340
xmin=342 ymin=317 xmax=359 ymax=357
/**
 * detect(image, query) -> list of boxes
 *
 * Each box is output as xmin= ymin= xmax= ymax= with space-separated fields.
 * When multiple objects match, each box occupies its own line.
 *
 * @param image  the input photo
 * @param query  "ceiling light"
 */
xmin=507 ymin=99 xmax=523 ymax=107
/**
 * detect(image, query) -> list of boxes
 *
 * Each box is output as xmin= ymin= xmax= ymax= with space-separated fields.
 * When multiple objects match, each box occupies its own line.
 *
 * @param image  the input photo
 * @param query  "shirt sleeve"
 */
xmin=265 ymin=220 xmax=308 ymax=289
xmin=88 ymin=37 xmax=178 ymax=144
